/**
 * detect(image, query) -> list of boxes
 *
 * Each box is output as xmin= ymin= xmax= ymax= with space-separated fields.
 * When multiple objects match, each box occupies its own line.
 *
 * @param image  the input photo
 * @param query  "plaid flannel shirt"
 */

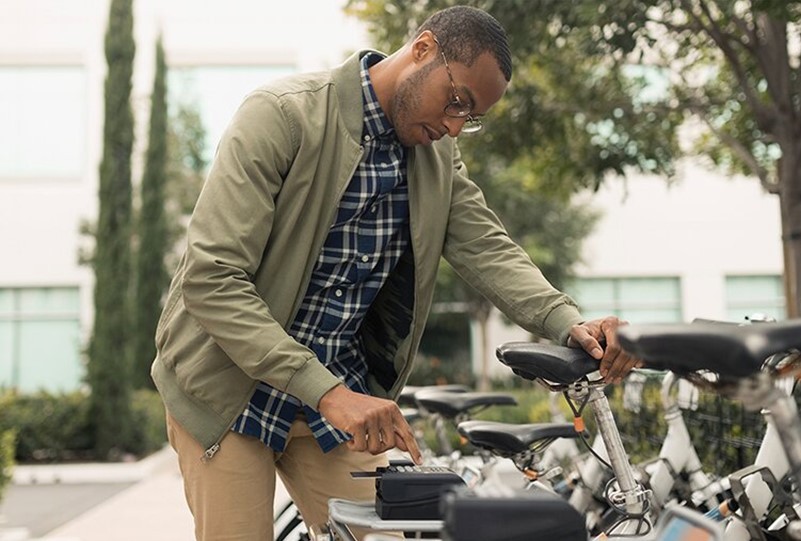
xmin=231 ymin=53 xmax=410 ymax=452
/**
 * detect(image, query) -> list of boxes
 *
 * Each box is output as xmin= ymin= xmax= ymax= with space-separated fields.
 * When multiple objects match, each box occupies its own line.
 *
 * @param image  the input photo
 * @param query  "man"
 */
xmin=152 ymin=5 xmax=639 ymax=540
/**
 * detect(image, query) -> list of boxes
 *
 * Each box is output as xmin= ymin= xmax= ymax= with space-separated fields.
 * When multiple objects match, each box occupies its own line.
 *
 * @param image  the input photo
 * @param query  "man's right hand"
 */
xmin=317 ymin=384 xmax=423 ymax=464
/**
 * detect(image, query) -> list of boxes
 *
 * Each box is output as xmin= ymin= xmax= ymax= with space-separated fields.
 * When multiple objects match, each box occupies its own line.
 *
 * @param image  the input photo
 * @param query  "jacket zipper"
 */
xmin=201 ymin=442 xmax=221 ymax=463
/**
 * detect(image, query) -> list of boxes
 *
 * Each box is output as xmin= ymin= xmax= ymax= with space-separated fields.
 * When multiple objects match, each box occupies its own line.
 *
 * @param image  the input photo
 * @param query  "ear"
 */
xmin=410 ymin=30 xmax=437 ymax=64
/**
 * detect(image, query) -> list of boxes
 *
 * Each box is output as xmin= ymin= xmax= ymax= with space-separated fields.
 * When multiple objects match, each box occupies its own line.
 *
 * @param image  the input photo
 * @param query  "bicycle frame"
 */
xmin=646 ymin=372 xmax=720 ymax=514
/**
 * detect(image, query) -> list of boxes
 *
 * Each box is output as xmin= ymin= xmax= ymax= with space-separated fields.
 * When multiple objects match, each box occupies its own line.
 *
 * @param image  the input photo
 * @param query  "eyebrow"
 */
xmin=458 ymin=85 xmax=485 ymax=117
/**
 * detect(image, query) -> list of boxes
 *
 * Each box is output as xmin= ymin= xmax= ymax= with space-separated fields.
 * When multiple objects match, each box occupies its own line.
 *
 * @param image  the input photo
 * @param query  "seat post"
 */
xmin=587 ymin=386 xmax=639 ymax=495
xmin=569 ymin=380 xmax=653 ymax=534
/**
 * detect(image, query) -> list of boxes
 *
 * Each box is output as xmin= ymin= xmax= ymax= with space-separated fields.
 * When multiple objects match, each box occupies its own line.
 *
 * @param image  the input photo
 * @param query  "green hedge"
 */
xmin=0 ymin=389 xmax=166 ymax=463
xmin=0 ymin=428 xmax=15 ymax=504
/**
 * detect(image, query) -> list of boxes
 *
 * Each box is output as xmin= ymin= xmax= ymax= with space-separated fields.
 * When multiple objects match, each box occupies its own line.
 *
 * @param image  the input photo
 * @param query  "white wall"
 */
xmin=578 ymin=162 xmax=783 ymax=321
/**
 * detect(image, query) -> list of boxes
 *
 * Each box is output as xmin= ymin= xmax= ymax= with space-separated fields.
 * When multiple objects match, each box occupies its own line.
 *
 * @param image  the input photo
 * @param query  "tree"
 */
xmin=87 ymin=0 xmax=136 ymax=458
xmin=348 ymin=0 xmax=801 ymax=317
xmin=641 ymin=0 xmax=800 ymax=318
xmin=131 ymin=36 xmax=169 ymax=390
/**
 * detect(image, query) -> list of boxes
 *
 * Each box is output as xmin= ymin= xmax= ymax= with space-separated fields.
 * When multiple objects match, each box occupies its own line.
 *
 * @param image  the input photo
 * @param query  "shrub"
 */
xmin=0 ymin=390 xmax=93 ymax=462
xmin=0 ymin=428 xmax=16 ymax=504
xmin=128 ymin=389 xmax=167 ymax=457
xmin=0 ymin=389 xmax=166 ymax=463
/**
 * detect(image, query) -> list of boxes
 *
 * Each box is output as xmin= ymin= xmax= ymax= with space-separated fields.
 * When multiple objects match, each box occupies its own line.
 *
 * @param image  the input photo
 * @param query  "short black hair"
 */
xmin=414 ymin=5 xmax=512 ymax=82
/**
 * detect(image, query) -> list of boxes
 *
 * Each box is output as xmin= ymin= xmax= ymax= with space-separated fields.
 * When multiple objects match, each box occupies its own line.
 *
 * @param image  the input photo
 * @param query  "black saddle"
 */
xmin=457 ymin=420 xmax=580 ymax=457
xmin=496 ymin=342 xmax=599 ymax=384
xmin=397 ymin=384 xmax=470 ymax=408
xmin=414 ymin=391 xmax=517 ymax=419
xmin=618 ymin=319 xmax=801 ymax=377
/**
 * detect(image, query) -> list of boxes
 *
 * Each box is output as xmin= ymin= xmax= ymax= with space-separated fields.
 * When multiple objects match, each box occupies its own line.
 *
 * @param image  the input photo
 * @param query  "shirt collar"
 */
xmin=360 ymin=52 xmax=396 ymax=142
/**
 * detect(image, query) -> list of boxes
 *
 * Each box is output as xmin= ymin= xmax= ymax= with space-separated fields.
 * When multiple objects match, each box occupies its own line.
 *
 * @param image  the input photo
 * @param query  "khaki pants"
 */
xmin=167 ymin=413 xmax=397 ymax=541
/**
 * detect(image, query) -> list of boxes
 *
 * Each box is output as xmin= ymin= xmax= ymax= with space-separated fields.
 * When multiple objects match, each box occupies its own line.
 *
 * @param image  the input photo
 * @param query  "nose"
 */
xmin=442 ymin=116 xmax=468 ymax=137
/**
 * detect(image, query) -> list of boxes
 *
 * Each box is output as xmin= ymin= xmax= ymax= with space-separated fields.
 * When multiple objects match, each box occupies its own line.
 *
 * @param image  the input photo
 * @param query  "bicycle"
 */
xmin=313 ymin=342 xmax=730 ymax=541
xmin=618 ymin=317 xmax=801 ymax=541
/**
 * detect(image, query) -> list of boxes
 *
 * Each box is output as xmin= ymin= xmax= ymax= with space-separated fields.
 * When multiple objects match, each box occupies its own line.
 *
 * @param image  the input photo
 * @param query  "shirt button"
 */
xmin=361 ymin=255 xmax=369 ymax=263
xmin=317 ymin=336 xmax=325 ymax=344
xmin=363 ymin=135 xmax=371 ymax=142
xmin=371 ymin=205 xmax=377 ymax=213
xmin=335 ymin=289 xmax=343 ymax=297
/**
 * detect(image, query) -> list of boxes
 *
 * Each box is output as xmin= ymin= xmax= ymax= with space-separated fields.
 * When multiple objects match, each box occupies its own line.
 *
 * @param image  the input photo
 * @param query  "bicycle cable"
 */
xmin=563 ymin=389 xmax=613 ymax=471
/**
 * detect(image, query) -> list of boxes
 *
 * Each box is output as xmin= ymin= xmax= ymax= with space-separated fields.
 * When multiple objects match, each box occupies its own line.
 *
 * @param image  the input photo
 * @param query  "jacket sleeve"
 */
xmin=180 ymin=90 xmax=341 ymax=407
xmin=441 ymin=143 xmax=584 ymax=345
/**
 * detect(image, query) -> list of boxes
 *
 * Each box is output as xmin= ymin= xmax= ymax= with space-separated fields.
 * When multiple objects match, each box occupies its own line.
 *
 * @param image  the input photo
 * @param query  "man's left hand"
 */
xmin=566 ymin=316 xmax=642 ymax=383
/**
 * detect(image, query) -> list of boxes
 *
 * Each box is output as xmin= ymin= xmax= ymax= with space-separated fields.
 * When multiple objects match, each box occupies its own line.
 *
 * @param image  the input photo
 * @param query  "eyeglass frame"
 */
xmin=431 ymin=35 xmax=483 ymax=134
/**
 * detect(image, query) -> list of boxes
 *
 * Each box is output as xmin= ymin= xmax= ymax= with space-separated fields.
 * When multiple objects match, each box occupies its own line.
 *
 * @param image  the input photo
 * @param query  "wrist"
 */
xmin=317 ymin=382 xmax=346 ymax=410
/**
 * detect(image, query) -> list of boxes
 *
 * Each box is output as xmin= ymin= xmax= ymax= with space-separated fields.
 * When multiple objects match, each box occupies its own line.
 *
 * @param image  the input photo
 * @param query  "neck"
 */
xmin=367 ymin=48 xmax=406 ymax=127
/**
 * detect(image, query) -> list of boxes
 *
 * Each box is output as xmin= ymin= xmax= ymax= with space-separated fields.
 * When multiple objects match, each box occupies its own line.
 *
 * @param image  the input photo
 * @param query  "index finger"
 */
xmin=392 ymin=410 xmax=422 ymax=464
xmin=569 ymin=325 xmax=604 ymax=360
xmin=599 ymin=320 xmax=638 ymax=382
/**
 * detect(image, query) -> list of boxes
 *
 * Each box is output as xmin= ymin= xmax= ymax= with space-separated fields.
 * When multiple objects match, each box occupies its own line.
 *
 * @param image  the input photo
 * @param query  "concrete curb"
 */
xmin=11 ymin=446 xmax=174 ymax=486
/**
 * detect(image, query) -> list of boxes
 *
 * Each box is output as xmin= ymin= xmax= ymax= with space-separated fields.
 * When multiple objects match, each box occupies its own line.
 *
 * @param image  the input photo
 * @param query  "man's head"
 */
xmin=376 ymin=6 xmax=511 ymax=147
xmin=415 ymin=6 xmax=512 ymax=83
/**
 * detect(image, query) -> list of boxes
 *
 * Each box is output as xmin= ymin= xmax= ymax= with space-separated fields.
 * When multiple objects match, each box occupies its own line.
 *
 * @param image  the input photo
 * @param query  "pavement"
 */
xmin=0 ymin=446 xmax=292 ymax=541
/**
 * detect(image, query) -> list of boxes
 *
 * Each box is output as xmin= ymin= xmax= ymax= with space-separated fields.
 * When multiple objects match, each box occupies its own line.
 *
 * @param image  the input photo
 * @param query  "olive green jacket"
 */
xmin=151 ymin=50 xmax=583 ymax=453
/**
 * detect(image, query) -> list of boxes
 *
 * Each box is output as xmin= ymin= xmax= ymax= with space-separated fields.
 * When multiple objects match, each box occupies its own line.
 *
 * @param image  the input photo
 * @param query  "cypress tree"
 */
xmin=132 ymin=36 xmax=168 ymax=390
xmin=88 ymin=0 xmax=136 ymax=459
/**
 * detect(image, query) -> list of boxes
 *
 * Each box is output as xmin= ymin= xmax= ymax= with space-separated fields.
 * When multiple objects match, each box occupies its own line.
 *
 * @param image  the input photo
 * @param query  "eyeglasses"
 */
xmin=432 ymin=35 xmax=483 ymax=134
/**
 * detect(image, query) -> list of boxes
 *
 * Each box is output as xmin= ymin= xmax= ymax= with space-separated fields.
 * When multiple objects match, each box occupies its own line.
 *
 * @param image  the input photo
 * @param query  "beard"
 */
xmin=390 ymin=62 xmax=435 ymax=147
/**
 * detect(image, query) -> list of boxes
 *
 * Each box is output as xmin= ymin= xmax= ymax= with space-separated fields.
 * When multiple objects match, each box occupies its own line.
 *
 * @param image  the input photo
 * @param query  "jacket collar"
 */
xmin=332 ymin=49 xmax=385 ymax=144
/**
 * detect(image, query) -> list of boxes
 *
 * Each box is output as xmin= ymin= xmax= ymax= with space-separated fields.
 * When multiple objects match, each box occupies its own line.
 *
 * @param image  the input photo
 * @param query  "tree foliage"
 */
xmin=348 ymin=0 xmax=801 ymax=317
xmin=131 ymin=36 xmax=169 ymax=390
xmin=87 ymin=0 xmax=136 ymax=458
xmin=163 ymin=102 xmax=207 ymax=273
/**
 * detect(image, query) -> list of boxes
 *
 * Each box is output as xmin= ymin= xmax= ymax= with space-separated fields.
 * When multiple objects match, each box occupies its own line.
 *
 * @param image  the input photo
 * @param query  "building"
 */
xmin=0 ymin=1 xmax=784 ymax=392
xmin=0 ymin=0 xmax=368 ymax=392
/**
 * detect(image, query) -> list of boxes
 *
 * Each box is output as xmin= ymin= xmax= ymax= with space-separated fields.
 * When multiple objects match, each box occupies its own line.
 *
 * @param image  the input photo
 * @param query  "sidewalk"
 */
xmin=0 ymin=447 xmax=192 ymax=541
xmin=0 ymin=447 xmax=292 ymax=541
xmin=38 ymin=448 xmax=194 ymax=541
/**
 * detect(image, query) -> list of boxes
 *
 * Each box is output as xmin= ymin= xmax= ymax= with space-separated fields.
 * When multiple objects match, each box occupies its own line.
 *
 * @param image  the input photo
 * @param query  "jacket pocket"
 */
xmin=155 ymin=302 xmax=206 ymax=371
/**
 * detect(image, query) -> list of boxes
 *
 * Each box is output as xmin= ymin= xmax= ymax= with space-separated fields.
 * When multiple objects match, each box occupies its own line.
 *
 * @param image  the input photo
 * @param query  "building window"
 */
xmin=566 ymin=277 xmax=683 ymax=323
xmin=725 ymin=275 xmax=785 ymax=322
xmin=169 ymin=65 xmax=295 ymax=163
xmin=0 ymin=287 xmax=82 ymax=392
xmin=0 ymin=66 xmax=86 ymax=179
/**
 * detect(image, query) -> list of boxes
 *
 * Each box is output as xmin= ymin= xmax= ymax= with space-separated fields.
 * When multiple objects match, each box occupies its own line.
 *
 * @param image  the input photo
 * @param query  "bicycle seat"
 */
xmin=457 ymin=420 xmax=580 ymax=456
xmin=495 ymin=342 xmax=599 ymax=384
xmin=397 ymin=384 xmax=470 ymax=408
xmin=414 ymin=391 xmax=517 ymax=419
xmin=618 ymin=318 xmax=801 ymax=377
